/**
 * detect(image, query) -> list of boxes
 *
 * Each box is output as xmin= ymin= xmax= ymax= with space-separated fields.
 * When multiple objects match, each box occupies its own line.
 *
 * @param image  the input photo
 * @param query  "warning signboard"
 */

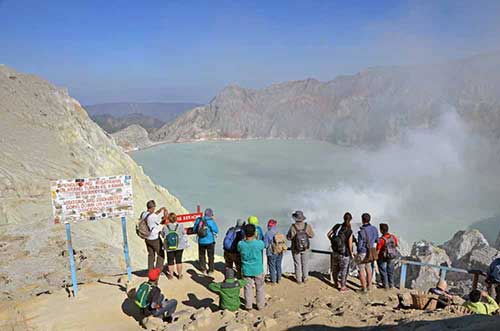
xmin=50 ymin=175 xmax=134 ymax=224
xmin=177 ymin=212 xmax=203 ymax=223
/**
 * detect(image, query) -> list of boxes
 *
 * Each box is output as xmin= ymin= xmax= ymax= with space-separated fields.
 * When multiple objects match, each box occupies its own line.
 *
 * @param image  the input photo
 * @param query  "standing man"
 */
xmin=238 ymin=224 xmax=266 ymax=310
xmin=264 ymin=219 xmax=287 ymax=285
xmin=376 ymin=223 xmax=399 ymax=289
xmin=140 ymin=200 xmax=167 ymax=272
xmin=223 ymin=219 xmax=245 ymax=278
xmin=356 ymin=213 xmax=379 ymax=293
xmin=193 ymin=208 xmax=219 ymax=275
xmin=287 ymin=210 xmax=315 ymax=284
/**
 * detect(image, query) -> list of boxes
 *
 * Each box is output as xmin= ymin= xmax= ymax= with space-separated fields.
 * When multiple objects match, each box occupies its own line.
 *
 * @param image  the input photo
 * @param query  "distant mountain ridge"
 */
xmin=152 ymin=52 xmax=500 ymax=145
xmin=85 ymin=102 xmax=199 ymax=133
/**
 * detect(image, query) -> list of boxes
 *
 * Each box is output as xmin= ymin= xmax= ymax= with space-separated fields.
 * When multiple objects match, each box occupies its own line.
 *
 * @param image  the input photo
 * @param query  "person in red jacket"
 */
xmin=376 ymin=223 xmax=399 ymax=289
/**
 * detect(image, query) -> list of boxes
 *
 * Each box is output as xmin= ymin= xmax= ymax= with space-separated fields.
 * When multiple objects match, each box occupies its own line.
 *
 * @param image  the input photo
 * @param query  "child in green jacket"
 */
xmin=209 ymin=268 xmax=247 ymax=311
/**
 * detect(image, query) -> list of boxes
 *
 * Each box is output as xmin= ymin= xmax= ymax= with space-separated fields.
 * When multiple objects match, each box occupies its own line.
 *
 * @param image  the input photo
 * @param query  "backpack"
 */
xmin=330 ymin=224 xmax=346 ymax=255
xmin=197 ymin=217 xmax=208 ymax=238
xmin=136 ymin=212 xmax=152 ymax=240
xmin=271 ymin=232 xmax=288 ymax=255
xmin=293 ymin=223 xmax=310 ymax=252
xmin=362 ymin=227 xmax=378 ymax=262
xmin=223 ymin=227 xmax=242 ymax=253
xmin=381 ymin=235 xmax=398 ymax=260
xmin=165 ymin=224 xmax=179 ymax=251
xmin=135 ymin=282 xmax=153 ymax=309
xmin=489 ymin=259 xmax=500 ymax=283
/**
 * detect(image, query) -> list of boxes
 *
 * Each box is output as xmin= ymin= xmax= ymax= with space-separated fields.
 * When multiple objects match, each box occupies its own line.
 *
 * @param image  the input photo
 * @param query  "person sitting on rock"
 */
xmin=238 ymin=224 xmax=266 ymax=310
xmin=136 ymin=268 xmax=178 ymax=322
xmin=429 ymin=280 xmax=454 ymax=308
xmin=486 ymin=257 xmax=500 ymax=304
xmin=463 ymin=289 xmax=499 ymax=315
xmin=209 ymin=268 xmax=248 ymax=312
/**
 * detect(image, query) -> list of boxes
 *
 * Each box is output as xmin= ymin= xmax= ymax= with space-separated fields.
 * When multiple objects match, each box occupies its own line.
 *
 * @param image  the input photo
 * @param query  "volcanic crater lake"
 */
xmin=131 ymin=139 xmax=497 ymax=248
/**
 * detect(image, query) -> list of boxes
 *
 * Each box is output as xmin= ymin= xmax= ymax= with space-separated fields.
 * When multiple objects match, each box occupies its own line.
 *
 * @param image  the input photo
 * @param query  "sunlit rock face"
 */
xmin=0 ymin=65 xmax=190 ymax=299
xmin=153 ymin=53 xmax=500 ymax=146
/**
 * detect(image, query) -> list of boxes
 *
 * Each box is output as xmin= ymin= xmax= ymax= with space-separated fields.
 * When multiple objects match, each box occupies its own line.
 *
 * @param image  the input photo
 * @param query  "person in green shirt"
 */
xmin=463 ymin=289 xmax=499 ymax=315
xmin=208 ymin=268 xmax=247 ymax=311
xmin=237 ymin=223 xmax=266 ymax=310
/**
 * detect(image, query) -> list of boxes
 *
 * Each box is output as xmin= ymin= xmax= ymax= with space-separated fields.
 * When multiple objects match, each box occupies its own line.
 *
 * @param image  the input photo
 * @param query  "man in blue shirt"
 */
xmin=356 ymin=213 xmax=379 ymax=293
xmin=193 ymin=208 xmax=219 ymax=275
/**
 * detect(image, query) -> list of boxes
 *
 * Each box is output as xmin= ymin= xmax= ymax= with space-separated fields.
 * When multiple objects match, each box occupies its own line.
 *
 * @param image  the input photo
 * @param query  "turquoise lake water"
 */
xmin=132 ymin=139 xmax=500 ymax=248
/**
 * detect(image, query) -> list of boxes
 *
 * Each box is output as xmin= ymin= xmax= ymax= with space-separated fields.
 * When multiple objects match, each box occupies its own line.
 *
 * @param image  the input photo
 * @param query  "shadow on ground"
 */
xmin=287 ymin=314 xmax=500 ymax=331
xmin=182 ymin=292 xmax=219 ymax=311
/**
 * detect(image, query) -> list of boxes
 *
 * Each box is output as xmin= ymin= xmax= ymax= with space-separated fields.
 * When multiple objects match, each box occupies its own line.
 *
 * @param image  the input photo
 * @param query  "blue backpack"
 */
xmin=489 ymin=258 xmax=500 ymax=283
xmin=223 ymin=227 xmax=242 ymax=253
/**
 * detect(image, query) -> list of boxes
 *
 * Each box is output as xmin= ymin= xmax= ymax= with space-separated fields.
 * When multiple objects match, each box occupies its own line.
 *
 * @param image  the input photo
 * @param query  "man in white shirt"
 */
xmin=141 ymin=200 xmax=167 ymax=271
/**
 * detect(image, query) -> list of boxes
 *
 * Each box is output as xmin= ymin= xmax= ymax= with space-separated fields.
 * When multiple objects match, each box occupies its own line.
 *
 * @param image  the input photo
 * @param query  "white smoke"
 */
xmin=295 ymin=111 xmax=500 ymax=252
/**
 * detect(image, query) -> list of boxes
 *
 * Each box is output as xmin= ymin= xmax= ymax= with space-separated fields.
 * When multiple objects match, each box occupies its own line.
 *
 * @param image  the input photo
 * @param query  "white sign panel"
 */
xmin=51 ymin=175 xmax=133 ymax=224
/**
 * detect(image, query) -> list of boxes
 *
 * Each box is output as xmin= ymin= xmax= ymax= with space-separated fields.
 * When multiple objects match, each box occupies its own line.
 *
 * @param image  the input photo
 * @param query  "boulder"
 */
xmin=225 ymin=322 xmax=249 ymax=331
xmin=141 ymin=316 xmax=165 ymax=331
xmin=406 ymin=241 xmax=452 ymax=290
xmin=440 ymin=230 xmax=489 ymax=263
xmin=457 ymin=245 xmax=500 ymax=272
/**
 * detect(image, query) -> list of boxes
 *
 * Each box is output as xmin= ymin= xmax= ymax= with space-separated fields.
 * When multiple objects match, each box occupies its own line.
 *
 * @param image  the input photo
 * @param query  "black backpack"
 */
xmin=330 ymin=224 xmax=346 ymax=255
xmin=293 ymin=223 xmax=310 ymax=252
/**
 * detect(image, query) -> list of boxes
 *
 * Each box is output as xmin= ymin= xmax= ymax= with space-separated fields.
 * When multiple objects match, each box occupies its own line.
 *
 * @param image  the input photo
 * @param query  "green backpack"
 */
xmin=165 ymin=224 xmax=179 ymax=251
xmin=135 ymin=282 xmax=153 ymax=309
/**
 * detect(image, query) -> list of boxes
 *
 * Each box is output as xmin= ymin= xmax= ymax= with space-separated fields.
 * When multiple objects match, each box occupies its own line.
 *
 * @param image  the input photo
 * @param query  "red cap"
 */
xmin=148 ymin=268 xmax=161 ymax=281
xmin=267 ymin=219 xmax=277 ymax=227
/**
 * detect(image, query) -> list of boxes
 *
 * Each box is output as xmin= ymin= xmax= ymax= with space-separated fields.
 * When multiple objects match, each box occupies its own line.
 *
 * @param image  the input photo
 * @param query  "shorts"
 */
xmin=166 ymin=249 xmax=183 ymax=266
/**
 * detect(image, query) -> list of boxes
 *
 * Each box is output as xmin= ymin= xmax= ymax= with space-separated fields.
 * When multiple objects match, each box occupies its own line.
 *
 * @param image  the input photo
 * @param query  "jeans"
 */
xmin=243 ymin=274 xmax=265 ymax=310
xmin=145 ymin=238 xmax=165 ymax=271
xmin=331 ymin=253 xmax=350 ymax=288
xmin=268 ymin=253 xmax=283 ymax=283
xmin=378 ymin=259 xmax=395 ymax=288
xmin=198 ymin=243 xmax=215 ymax=272
xmin=292 ymin=250 xmax=311 ymax=283
xmin=151 ymin=297 xmax=178 ymax=320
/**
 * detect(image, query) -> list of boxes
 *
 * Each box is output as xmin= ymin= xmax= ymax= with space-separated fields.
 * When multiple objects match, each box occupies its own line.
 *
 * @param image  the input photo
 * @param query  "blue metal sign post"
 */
xmin=121 ymin=216 xmax=132 ymax=282
xmin=65 ymin=222 xmax=78 ymax=296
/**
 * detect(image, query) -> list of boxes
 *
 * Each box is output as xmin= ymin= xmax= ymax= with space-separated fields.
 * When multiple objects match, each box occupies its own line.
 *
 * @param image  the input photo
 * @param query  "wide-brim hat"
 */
xmin=292 ymin=210 xmax=306 ymax=222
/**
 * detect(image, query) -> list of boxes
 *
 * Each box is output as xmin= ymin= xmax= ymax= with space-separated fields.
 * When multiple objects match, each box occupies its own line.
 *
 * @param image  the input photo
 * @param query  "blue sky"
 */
xmin=1 ymin=0 xmax=499 ymax=104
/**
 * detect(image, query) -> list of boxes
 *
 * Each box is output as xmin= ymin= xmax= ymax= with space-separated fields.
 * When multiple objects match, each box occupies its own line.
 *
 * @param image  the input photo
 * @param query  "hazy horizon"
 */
xmin=1 ymin=0 xmax=500 ymax=104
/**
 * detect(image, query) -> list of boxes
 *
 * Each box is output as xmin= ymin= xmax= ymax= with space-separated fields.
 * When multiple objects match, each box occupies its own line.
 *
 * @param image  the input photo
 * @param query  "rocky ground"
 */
xmin=1 ymin=260 xmax=499 ymax=331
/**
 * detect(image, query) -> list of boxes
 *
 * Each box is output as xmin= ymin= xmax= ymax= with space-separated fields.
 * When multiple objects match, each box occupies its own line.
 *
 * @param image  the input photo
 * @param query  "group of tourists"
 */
xmin=133 ymin=200 xmax=500 ymax=322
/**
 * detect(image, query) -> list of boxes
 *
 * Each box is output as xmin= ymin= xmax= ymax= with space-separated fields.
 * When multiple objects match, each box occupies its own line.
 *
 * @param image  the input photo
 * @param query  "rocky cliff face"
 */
xmin=112 ymin=124 xmax=153 ymax=152
xmin=0 ymin=65 xmax=188 ymax=299
xmin=153 ymin=53 xmax=500 ymax=145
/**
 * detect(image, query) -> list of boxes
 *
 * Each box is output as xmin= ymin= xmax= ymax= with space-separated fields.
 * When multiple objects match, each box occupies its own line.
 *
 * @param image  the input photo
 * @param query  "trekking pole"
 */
xmin=65 ymin=222 xmax=78 ymax=296
xmin=121 ymin=216 xmax=133 ymax=282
